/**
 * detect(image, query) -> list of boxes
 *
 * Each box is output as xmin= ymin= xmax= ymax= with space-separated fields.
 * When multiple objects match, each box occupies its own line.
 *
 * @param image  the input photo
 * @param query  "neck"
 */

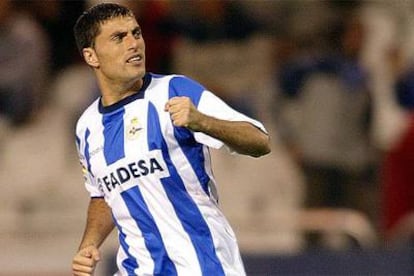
xmin=98 ymin=76 xmax=144 ymax=106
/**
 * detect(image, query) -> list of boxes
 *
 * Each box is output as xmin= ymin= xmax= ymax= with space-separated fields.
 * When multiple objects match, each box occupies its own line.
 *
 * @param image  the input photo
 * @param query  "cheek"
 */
xmin=139 ymin=40 xmax=146 ymax=52
xmin=98 ymin=49 xmax=123 ymax=70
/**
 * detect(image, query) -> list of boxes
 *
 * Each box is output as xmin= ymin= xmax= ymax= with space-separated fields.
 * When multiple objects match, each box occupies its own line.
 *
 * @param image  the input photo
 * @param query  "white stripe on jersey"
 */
xmin=141 ymin=77 xmax=203 ymax=275
xmin=114 ymin=196 xmax=155 ymax=275
xmin=147 ymin=76 xmax=246 ymax=275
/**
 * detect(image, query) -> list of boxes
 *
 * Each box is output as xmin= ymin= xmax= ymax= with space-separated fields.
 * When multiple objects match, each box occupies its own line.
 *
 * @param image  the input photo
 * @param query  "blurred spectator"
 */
xmin=379 ymin=64 xmax=414 ymax=238
xmin=0 ymin=0 xmax=50 ymax=126
xmin=174 ymin=0 xmax=261 ymax=43
xmin=381 ymin=86 xmax=414 ymax=239
xmin=357 ymin=1 xmax=414 ymax=241
xmin=27 ymin=0 xmax=86 ymax=73
xmin=172 ymin=0 xmax=265 ymax=119
xmin=277 ymin=7 xmax=378 ymax=221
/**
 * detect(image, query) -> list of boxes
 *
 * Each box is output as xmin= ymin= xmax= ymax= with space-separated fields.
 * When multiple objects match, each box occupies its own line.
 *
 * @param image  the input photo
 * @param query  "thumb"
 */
xmin=81 ymin=246 xmax=101 ymax=261
xmin=90 ymin=247 xmax=101 ymax=262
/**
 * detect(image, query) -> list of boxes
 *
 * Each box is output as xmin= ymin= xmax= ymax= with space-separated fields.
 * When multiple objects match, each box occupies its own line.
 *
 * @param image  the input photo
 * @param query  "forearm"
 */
xmin=165 ymin=96 xmax=271 ymax=157
xmin=195 ymin=114 xmax=271 ymax=157
xmin=78 ymin=198 xmax=115 ymax=250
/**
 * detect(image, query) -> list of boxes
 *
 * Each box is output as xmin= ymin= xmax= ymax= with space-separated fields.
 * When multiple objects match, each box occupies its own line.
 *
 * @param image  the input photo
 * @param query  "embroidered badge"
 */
xmin=126 ymin=117 xmax=143 ymax=140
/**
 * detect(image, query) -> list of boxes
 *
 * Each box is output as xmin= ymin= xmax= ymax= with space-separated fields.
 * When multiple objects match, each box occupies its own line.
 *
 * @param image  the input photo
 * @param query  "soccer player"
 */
xmin=71 ymin=3 xmax=270 ymax=276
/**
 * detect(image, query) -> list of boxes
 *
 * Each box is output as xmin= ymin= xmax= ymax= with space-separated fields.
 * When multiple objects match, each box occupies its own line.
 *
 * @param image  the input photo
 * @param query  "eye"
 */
xmin=133 ymin=29 xmax=142 ymax=39
xmin=111 ymin=32 xmax=126 ymax=43
xmin=111 ymin=35 xmax=121 ymax=43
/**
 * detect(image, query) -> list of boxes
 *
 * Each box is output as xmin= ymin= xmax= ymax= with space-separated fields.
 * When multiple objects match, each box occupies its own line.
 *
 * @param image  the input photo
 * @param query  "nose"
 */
xmin=125 ymin=33 xmax=139 ymax=50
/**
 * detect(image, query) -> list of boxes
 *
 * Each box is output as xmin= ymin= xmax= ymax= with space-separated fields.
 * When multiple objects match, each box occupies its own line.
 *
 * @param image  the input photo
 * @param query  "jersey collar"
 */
xmin=98 ymin=73 xmax=152 ymax=114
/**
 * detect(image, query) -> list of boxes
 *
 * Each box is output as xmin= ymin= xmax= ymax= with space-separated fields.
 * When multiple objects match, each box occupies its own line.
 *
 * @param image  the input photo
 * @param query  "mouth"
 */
xmin=126 ymin=54 xmax=143 ymax=65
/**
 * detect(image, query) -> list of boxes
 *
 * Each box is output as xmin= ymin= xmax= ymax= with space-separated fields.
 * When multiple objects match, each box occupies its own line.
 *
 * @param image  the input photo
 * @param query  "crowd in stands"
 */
xmin=2 ymin=1 xmax=414 ymax=272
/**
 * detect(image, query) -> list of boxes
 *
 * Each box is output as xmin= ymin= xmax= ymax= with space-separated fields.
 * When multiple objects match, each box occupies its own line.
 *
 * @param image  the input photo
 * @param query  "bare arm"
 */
xmin=72 ymin=198 xmax=115 ymax=276
xmin=165 ymin=97 xmax=271 ymax=157
xmin=78 ymin=197 xmax=115 ymax=250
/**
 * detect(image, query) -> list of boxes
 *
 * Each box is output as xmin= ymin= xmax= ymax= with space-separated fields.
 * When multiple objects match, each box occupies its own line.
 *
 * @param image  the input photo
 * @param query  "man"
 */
xmin=72 ymin=3 xmax=270 ymax=276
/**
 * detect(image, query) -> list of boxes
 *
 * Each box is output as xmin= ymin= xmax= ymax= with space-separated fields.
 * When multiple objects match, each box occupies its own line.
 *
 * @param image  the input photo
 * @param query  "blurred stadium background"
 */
xmin=2 ymin=0 xmax=414 ymax=275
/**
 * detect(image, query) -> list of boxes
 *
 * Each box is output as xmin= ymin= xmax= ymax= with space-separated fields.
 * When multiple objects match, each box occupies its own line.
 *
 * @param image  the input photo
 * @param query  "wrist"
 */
xmin=79 ymin=242 xmax=98 ymax=251
xmin=189 ymin=112 xmax=210 ymax=132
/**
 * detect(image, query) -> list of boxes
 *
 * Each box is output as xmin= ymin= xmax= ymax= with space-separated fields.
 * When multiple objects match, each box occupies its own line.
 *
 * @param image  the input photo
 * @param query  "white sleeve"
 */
xmin=194 ymin=90 xmax=267 ymax=149
xmin=78 ymin=155 xmax=104 ymax=198
xmin=75 ymin=133 xmax=104 ymax=197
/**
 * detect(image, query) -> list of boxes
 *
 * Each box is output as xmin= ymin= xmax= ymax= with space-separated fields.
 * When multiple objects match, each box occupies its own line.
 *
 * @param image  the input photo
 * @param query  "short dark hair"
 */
xmin=73 ymin=3 xmax=134 ymax=55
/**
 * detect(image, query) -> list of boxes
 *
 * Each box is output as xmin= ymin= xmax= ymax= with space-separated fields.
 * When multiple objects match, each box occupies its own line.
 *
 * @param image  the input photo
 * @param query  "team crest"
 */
xmin=126 ymin=117 xmax=143 ymax=140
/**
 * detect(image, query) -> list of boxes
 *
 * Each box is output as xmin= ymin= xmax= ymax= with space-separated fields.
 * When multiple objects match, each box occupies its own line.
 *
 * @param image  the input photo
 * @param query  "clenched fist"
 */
xmin=165 ymin=96 xmax=205 ymax=131
xmin=72 ymin=245 xmax=101 ymax=276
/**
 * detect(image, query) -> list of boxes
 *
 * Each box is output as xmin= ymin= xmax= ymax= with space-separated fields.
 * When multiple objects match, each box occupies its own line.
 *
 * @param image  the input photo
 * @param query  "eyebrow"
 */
xmin=109 ymin=26 xmax=141 ymax=39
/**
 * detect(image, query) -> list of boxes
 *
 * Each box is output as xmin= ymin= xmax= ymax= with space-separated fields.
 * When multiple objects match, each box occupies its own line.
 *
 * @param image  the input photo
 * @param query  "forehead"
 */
xmin=98 ymin=16 xmax=139 ymax=36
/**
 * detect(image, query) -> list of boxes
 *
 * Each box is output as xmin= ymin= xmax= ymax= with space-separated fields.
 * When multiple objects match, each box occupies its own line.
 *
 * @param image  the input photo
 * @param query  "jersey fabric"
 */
xmin=75 ymin=73 xmax=266 ymax=276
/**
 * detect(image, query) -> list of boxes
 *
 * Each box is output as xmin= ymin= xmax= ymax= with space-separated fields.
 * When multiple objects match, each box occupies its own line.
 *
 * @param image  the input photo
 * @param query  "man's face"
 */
xmin=86 ymin=16 xmax=146 ymax=85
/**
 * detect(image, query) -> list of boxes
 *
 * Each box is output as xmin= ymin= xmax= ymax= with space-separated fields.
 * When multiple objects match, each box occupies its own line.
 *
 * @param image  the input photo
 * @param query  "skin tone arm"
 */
xmin=165 ymin=97 xmax=271 ymax=157
xmin=72 ymin=198 xmax=115 ymax=276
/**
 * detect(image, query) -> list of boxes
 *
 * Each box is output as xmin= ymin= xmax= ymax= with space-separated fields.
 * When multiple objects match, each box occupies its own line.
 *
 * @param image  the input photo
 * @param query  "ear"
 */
xmin=82 ymin=47 xmax=99 ymax=68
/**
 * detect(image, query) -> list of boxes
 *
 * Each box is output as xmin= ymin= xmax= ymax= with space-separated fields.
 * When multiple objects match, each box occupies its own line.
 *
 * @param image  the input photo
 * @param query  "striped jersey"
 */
xmin=75 ymin=73 xmax=266 ymax=276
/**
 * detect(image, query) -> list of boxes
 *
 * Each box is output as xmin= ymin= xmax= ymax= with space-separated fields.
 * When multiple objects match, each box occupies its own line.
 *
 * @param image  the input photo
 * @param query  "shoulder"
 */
xmin=160 ymin=74 xmax=206 ymax=106
xmin=168 ymin=74 xmax=205 ymax=94
xmin=75 ymin=98 xmax=100 ymax=136
xmin=150 ymin=73 xmax=204 ymax=89
xmin=148 ymin=73 xmax=206 ymax=106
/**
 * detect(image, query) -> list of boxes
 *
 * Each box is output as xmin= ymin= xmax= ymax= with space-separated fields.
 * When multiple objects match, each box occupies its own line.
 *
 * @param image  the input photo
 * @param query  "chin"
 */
xmin=125 ymin=70 xmax=145 ymax=81
xmin=137 ymin=71 xmax=146 ymax=80
xmin=134 ymin=67 xmax=146 ymax=77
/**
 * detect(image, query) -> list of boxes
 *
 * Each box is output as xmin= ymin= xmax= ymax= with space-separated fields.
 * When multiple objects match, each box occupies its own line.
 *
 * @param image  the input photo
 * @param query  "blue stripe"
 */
xmin=75 ymin=135 xmax=81 ymax=151
xmin=168 ymin=77 xmax=211 ymax=195
xmin=173 ymin=129 xmax=210 ymax=195
xmin=169 ymin=76 xmax=204 ymax=106
xmin=83 ymin=129 xmax=93 ymax=177
xmin=168 ymin=76 xmax=210 ymax=194
xmin=102 ymin=109 xmax=125 ymax=165
xmin=147 ymin=102 xmax=225 ymax=276
xmin=113 ymin=218 xmax=139 ymax=275
xmin=121 ymin=186 xmax=177 ymax=276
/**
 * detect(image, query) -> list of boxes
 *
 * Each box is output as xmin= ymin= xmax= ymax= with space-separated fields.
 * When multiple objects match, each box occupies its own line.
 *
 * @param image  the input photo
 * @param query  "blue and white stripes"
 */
xmin=75 ymin=73 xmax=265 ymax=275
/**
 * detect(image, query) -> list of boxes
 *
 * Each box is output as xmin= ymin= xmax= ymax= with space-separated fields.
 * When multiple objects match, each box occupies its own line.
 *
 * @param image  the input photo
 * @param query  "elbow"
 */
xmin=253 ymin=144 xmax=271 ymax=158
xmin=263 ymin=142 xmax=272 ymax=156
xmin=250 ymin=136 xmax=271 ymax=158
